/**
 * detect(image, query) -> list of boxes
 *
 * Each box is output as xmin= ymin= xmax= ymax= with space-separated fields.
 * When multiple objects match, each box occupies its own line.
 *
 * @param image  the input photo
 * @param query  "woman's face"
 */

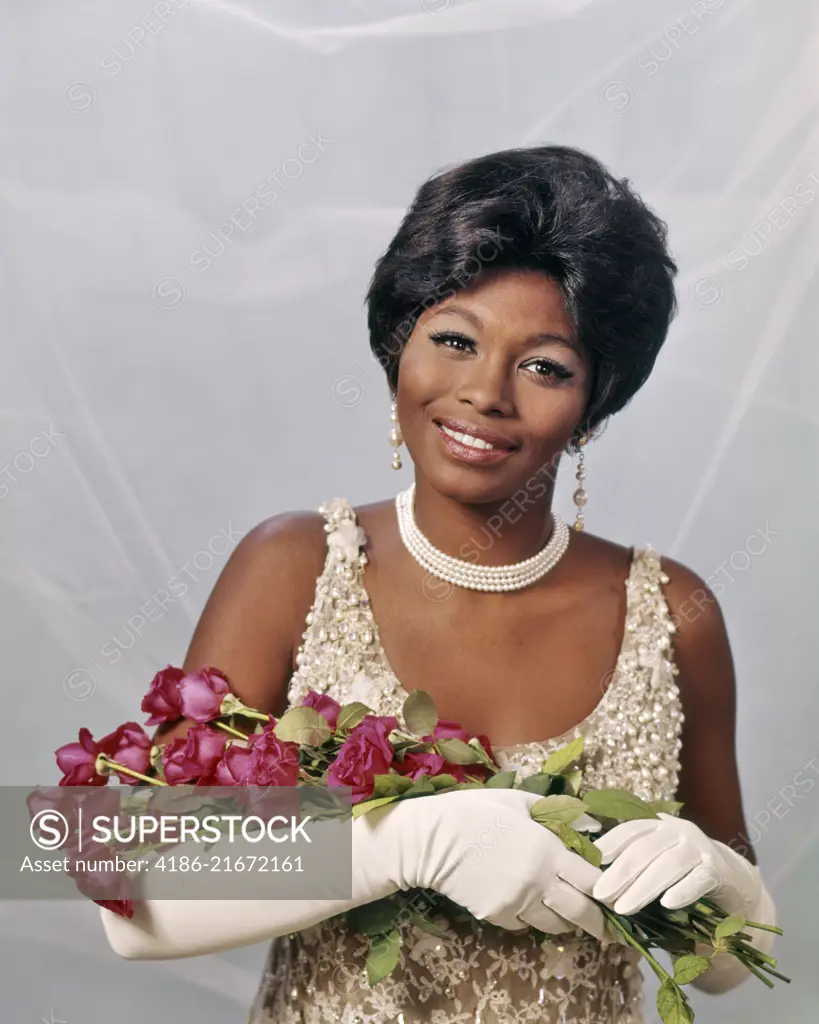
xmin=396 ymin=268 xmax=592 ymax=504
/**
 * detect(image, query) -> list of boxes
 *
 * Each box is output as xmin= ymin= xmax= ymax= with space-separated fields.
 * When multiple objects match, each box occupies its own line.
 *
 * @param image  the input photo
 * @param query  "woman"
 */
xmin=101 ymin=145 xmax=777 ymax=1023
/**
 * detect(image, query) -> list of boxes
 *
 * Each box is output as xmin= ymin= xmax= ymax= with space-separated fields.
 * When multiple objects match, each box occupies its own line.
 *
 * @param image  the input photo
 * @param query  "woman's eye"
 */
xmin=524 ymin=359 xmax=573 ymax=383
xmin=428 ymin=331 xmax=475 ymax=352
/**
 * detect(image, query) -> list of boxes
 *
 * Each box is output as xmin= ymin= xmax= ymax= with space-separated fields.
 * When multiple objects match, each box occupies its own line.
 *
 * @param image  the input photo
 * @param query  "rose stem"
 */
xmin=212 ymin=720 xmax=249 ymax=739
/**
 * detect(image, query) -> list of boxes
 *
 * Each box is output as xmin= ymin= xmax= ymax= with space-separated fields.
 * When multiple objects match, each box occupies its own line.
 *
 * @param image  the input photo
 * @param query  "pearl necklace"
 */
xmin=395 ymin=482 xmax=570 ymax=592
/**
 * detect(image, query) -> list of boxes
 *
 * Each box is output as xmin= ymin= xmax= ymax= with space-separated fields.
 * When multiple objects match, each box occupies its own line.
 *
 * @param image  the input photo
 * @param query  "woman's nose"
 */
xmin=455 ymin=358 xmax=515 ymax=416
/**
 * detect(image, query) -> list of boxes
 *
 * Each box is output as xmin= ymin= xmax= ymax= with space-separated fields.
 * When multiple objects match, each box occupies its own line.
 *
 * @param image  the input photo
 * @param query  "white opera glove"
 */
xmin=408 ymin=788 xmax=608 ymax=942
xmin=101 ymin=788 xmax=607 ymax=960
xmin=591 ymin=813 xmax=778 ymax=993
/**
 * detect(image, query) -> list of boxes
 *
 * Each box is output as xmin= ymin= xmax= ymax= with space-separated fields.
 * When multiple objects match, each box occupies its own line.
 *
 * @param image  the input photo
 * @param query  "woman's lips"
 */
xmin=434 ymin=422 xmax=517 ymax=464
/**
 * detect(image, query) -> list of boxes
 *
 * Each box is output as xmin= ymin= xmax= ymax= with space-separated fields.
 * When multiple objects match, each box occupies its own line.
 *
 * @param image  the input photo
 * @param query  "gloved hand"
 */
xmin=591 ymin=813 xmax=778 ymax=993
xmin=100 ymin=787 xmax=607 ymax=960
xmin=408 ymin=788 xmax=607 ymax=941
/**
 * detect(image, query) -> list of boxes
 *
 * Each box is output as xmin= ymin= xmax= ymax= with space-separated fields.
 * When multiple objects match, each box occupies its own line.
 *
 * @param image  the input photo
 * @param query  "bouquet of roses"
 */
xmin=50 ymin=664 xmax=787 ymax=1024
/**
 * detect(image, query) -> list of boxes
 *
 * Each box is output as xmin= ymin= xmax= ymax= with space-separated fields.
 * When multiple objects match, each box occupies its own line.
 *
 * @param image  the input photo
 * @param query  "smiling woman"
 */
xmin=98 ymin=144 xmax=779 ymax=1024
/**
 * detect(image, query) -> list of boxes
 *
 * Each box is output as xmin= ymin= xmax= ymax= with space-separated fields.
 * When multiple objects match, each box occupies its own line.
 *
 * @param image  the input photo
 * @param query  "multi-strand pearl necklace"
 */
xmin=395 ymin=482 xmax=570 ymax=592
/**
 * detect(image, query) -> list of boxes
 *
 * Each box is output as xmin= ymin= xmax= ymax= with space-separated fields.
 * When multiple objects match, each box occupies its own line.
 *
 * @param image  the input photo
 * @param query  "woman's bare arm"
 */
xmin=150 ymin=510 xmax=327 ymax=749
xmin=660 ymin=556 xmax=753 ymax=860
xmin=660 ymin=556 xmax=778 ymax=994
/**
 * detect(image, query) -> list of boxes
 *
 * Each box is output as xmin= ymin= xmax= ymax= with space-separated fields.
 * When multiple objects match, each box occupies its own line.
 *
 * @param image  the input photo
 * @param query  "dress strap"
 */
xmin=316 ymin=496 xmax=369 ymax=571
xmin=626 ymin=546 xmax=678 ymax=673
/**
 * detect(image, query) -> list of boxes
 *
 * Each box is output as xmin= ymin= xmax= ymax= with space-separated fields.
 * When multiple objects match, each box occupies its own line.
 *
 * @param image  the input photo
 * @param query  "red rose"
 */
xmin=397 ymin=750 xmax=446 ymax=781
xmin=421 ymin=720 xmax=495 ymax=782
xmin=429 ymin=719 xmax=470 ymax=742
xmin=178 ymin=666 xmax=232 ymax=723
xmin=300 ymin=691 xmax=341 ymax=730
xmin=327 ymin=714 xmax=397 ymax=803
xmin=214 ymin=727 xmax=300 ymax=787
xmin=141 ymin=665 xmax=186 ymax=725
xmin=162 ymin=723 xmax=228 ymax=784
xmin=95 ymin=899 xmax=134 ymax=918
xmin=97 ymin=722 xmax=152 ymax=784
xmin=66 ymin=837 xmax=133 ymax=907
xmin=55 ymin=728 xmax=109 ymax=786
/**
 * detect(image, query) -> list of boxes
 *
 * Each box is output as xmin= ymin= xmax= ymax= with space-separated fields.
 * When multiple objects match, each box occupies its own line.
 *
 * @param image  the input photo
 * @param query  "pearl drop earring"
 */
xmin=389 ymin=394 xmax=403 ymax=470
xmin=573 ymin=434 xmax=589 ymax=531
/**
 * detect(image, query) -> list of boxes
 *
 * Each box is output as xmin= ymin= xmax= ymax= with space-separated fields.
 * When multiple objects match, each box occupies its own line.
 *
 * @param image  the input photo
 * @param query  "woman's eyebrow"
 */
xmin=522 ymin=332 xmax=581 ymax=354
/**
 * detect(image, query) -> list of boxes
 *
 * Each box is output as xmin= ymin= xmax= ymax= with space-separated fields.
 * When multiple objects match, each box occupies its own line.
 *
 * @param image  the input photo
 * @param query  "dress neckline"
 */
xmin=339 ymin=502 xmax=644 ymax=753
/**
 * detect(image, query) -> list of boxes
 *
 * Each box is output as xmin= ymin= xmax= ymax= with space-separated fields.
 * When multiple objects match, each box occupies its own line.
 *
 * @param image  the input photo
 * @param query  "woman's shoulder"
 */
xmin=575 ymin=529 xmax=708 ymax=591
xmin=233 ymin=506 xmax=332 ymax=599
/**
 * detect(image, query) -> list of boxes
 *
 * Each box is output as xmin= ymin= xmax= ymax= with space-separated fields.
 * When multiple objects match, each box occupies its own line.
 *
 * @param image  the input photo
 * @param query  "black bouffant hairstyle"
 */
xmin=365 ymin=145 xmax=678 ymax=443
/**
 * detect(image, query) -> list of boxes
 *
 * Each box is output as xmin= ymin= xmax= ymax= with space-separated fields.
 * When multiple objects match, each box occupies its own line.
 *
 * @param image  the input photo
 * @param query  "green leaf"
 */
xmin=561 ymin=768 xmax=583 ymax=795
xmin=149 ymin=745 xmax=165 ymax=777
xmin=485 ymin=770 xmax=517 ymax=789
xmin=673 ymin=954 xmax=712 ymax=985
xmin=649 ymin=799 xmax=685 ymax=817
xmin=581 ymin=788 xmax=659 ymax=821
xmin=351 ymin=795 xmax=400 ymax=819
xmin=555 ymin=822 xmax=602 ymax=867
xmin=336 ymin=702 xmax=372 ymax=731
xmin=664 ymin=908 xmax=691 ymax=925
xmin=273 ymin=706 xmax=331 ymax=746
xmin=428 ymin=773 xmax=460 ymax=790
xmin=403 ymin=775 xmax=436 ymax=798
xmin=366 ymin=928 xmax=402 ymax=986
xmin=517 ymin=773 xmax=555 ymax=795
xmin=408 ymin=908 xmax=448 ymax=936
xmin=346 ymin=898 xmax=401 ymax=936
xmin=530 ymin=794 xmax=589 ymax=826
xmin=714 ymin=914 xmax=745 ymax=940
xmin=220 ymin=692 xmax=258 ymax=717
xmin=371 ymin=774 xmax=414 ymax=798
xmin=656 ymin=979 xmax=694 ymax=1024
xmin=542 ymin=736 xmax=585 ymax=775
xmin=435 ymin=737 xmax=482 ymax=764
xmin=467 ymin=736 xmax=493 ymax=763
xmin=402 ymin=690 xmax=438 ymax=737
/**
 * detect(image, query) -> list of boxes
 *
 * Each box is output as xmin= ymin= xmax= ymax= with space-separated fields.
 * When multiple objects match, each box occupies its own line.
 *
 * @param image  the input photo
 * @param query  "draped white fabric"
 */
xmin=1 ymin=0 xmax=816 ymax=1020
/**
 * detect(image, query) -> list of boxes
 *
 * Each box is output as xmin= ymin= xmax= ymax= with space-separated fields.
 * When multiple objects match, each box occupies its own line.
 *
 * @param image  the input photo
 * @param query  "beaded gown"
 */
xmin=248 ymin=497 xmax=684 ymax=1024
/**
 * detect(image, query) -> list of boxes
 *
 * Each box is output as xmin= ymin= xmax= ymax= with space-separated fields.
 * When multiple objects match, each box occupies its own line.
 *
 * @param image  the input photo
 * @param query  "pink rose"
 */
xmin=28 ymin=787 xmax=121 ymax=852
xmin=327 ymin=714 xmax=397 ymax=803
xmin=97 ymin=722 xmax=152 ymax=784
xmin=397 ymin=750 xmax=446 ymax=781
xmin=162 ymin=723 xmax=228 ymax=785
xmin=422 ymin=719 xmax=495 ymax=782
xmin=55 ymin=728 xmax=109 ymax=786
xmin=95 ymin=899 xmax=134 ymax=918
xmin=66 ymin=835 xmax=133 ymax=909
xmin=214 ymin=727 xmax=300 ymax=787
xmin=141 ymin=665 xmax=186 ymax=725
xmin=427 ymin=719 xmax=469 ymax=741
xmin=300 ymin=691 xmax=341 ymax=730
xmin=178 ymin=666 xmax=232 ymax=723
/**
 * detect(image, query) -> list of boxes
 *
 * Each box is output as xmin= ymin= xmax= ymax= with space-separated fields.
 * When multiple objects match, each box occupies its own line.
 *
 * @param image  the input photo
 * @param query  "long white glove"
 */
xmin=591 ymin=813 xmax=777 ymax=993
xmin=101 ymin=788 xmax=608 ymax=960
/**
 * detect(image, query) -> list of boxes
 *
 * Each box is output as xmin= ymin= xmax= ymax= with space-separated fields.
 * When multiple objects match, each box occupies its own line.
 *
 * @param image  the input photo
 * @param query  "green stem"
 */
xmin=744 ymin=919 xmax=783 ymax=935
xmin=212 ymin=720 xmax=249 ymax=739
xmin=97 ymin=756 xmax=167 ymax=786
xmin=739 ymin=959 xmax=775 ymax=989
xmin=731 ymin=939 xmax=779 ymax=967
xmin=600 ymin=907 xmax=673 ymax=985
xmin=755 ymin=963 xmax=792 ymax=984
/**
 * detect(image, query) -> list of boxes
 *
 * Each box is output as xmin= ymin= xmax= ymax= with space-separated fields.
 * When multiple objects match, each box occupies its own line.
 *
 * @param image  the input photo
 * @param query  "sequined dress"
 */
xmin=248 ymin=497 xmax=684 ymax=1024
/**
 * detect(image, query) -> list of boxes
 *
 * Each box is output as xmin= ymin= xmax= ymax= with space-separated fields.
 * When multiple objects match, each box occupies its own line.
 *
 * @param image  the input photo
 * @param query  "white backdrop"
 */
xmin=1 ymin=1 xmax=817 ymax=1021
